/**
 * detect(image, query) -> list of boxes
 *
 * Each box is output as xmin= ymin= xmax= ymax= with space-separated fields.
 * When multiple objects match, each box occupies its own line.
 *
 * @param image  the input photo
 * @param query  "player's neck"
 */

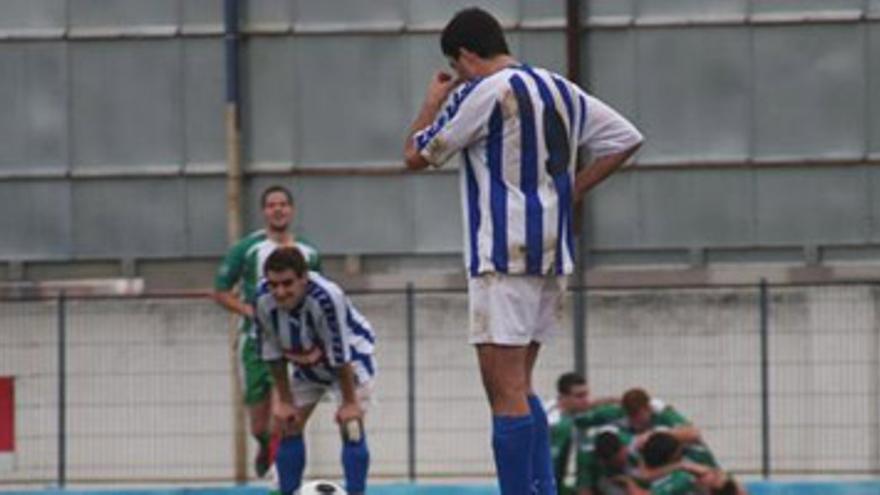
xmin=478 ymin=55 xmax=518 ymax=77
xmin=266 ymin=228 xmax=294 ymax=245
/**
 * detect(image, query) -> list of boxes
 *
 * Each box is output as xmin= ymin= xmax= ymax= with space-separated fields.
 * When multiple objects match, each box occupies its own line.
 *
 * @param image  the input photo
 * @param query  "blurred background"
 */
xmin=0 ymin=0 xmax=879 ymax=489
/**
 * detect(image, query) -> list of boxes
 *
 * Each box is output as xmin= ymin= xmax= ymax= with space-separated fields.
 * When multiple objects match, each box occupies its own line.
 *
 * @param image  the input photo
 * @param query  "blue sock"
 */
xmin=275 ymin=435 xmax=305 ymax=495
xmin=492 ymin=414 xmax=535 ymax=495
xmin=528 ymin=395 xmax=556 ymax=495
xmin=341 ymin=435 xmax=370 ymax=494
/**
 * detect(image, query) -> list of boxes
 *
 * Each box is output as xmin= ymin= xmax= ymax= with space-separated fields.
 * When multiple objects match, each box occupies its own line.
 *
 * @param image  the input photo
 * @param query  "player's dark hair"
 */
xmin=713 ymin=478 xmax=738 ymax=495
xmin=641 ymin=432 xmax=681 ymax=468
xmin=556 ymin=372 xmax=586 ymax=395
xmin=595 ymin=431 xmax=622 ymax=463
xmin=261 ymin=185 xmax=293 ymax=208
xmin=622 ymin=388 xmax=651 ymax=415
xmin=441 ymin=8 xmax=510 ymax=60
xmin=264 ymin=247 xmax=308 ymax=277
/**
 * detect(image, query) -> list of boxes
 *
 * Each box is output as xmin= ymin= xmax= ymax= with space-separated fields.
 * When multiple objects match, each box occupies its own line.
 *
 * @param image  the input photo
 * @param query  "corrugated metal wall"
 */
xmin=1 ymin=0 xmax=879 ymax=268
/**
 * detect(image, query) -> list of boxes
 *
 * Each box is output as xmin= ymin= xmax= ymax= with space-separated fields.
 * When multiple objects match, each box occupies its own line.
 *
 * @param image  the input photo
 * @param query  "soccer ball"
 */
xmin=297 ymin=480 xmax=347 ymax=495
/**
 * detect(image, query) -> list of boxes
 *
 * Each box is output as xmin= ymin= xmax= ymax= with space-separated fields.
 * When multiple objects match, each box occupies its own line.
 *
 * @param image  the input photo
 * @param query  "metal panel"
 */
xmin=638 ymin=169 xmax=754 ymax=246
xmin=242 ymin=38 xmax=295 ymax=167
xmin=0 ymin=181 xmax=71 ymax=258
xmin=636 ymin=28 xmax=750 ymax=163
xmin=295 ymin=36 xmax=409 ymax=166
xmin=184 ymin=177 xmax=227 ymax=255
xmin=182 ymin=0 xmax=222 ymax=29
xmin=753 ymin=25 xmax=865 ymax=160
xmin=582 ymin=31 xmax=639 ymax=123
xmin=637 ymin=0 xmax=747 ymax=19
xmin=751 ymin=0 xmax=863 ymax=16
xmin=0 ymin=43 xmax=67 ymax=173
xmin=584 ymin=0 xmax=634 ymax=23
xmin=71 ymin=179 xmax=187 ymax=257
xmin=755 ymin=168 xmax=870 ymax=245
xmin=872 ymin=0 xmax=880 ymax=16
xmin=183 ymin=39 xmax=224 ymax=169
xmin=243 ymin=0 xmax=292 ymax=27
xmin=869 ymin=25 xmax=880 ymax=158
xmin=0 ymin=0 xmax=65 ymax=31
xmin=587 ymin=170 xmax=641 ymax=248
xmin=411 ymin=174 xmax=462 ymax=253
xmin=520 ymin=1 xmax=563 ymax=24
xmin=408 ymin=0 xmax=518 ymax=28
xmin=68 ymin=0 xmax=178 ymax=29
xmin=247 ymin=176 xmax=413 ymax=254
xmin=869 ymin=168 xmax=880 ymax=242
xmin=70 ymin=41 xmax=183 ymax=171
xmin=293 ymin=0 xmax=405 ymax=29
xmin=518 ymin=31 xmax=567 ymax=76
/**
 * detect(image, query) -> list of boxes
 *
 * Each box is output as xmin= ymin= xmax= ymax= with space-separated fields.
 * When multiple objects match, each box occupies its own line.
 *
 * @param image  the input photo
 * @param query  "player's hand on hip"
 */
xmin=335 ymin=401 xmax=363 ymax=425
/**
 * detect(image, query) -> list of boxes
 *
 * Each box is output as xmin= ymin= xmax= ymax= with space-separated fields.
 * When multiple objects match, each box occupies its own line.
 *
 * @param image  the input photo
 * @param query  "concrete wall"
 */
xmin=1 ymin=284 xmax=877 ymax=483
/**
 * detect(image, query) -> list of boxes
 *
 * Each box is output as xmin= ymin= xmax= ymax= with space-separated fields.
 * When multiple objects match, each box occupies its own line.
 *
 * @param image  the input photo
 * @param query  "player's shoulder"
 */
xmin=233 ymin=229 xmax=268 ymax=251
xmin=254 ymin=283 xmax=277 ymax=313
xmin=306 ymin=271 xmax=344 ymax=301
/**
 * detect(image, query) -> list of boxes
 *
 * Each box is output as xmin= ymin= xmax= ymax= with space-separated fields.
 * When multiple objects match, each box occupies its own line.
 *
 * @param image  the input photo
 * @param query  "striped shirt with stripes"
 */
xmin=254 ymin=272 xmax=376 ymax=386
xmin=414 ymin=64 xmax=643 ymax=277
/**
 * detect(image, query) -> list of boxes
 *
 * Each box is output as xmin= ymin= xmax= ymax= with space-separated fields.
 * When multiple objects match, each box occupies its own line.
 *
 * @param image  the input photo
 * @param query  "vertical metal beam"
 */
xmin=759 ymin=278 xmax=771 ymax=479
xmin=567 ymin=0 xmax=587 ymax=377
xmin=406 ymin=283 xmax=417 ymax=482
xmin=57 ymin=291 xmax=66 ymax=488
xmin=224 ymin=0 xmax=247 ymax=483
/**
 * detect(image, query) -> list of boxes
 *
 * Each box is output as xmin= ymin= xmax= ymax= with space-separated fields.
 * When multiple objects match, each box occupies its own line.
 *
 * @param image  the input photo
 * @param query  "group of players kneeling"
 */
xmin=547 ymin=373 xmax=748 ymax=495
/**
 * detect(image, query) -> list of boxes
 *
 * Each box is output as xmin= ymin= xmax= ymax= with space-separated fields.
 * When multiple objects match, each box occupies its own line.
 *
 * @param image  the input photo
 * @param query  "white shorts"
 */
xmin=290 ymin=375 xmax=375 ymax=410
xmin=468 ymin=273 xmax=567 ymax=345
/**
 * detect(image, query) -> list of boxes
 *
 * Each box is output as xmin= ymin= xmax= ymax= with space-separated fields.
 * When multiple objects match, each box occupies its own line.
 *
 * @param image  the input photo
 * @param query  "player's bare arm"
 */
xmin=335 ymin=363 xmax=363 ymax=425
xmin=268 ymin=359 xmax=299 ymax=434
xmin=573 ymin=143 xmax=642 ymax=202
xmin=212 ymin=290 xmax=254 ymax=318
xmin=404 ymin=71 xmax=460 ymax=170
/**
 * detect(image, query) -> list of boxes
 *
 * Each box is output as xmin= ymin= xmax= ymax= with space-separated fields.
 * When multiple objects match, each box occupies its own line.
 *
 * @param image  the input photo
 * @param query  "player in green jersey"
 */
xmin=575 ymin=426 xmax=646 ymax=495
xmin=213 ymin=185 xmax=322 ymax=478
xmin=548 ymin=373 xmax=623 ymax=495
xmin=639 ymin=432 xmax=746 ymax=495
xmin=619 ymin=388 xmax=703 ymax=452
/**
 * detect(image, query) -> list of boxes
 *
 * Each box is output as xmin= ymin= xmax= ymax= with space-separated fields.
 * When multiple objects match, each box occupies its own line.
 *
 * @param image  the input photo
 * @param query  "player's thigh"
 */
xmin=239 ymin=334 xmax=273 ymax=405
xmin=329 ymin=379 xmax=376 ymax=414
xmin=468 ymin=274 xmax=544 ymax=345
xmin=532 ymin=275 xmax=567 ymax=344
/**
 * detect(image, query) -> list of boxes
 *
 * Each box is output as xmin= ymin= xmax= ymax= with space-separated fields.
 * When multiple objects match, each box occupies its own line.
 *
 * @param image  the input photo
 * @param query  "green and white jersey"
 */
xmin=575 ymin=425 xmax=641 ymax=491
xmin=215 ymin=229 xmax=322 ymax=334
xmin=548 ymin=402 xmax=627 ymax=493
xmin=616 ymin=399 xmax=690 ymax=433
xmin=650 ymin=470 xmax=706 ymax=495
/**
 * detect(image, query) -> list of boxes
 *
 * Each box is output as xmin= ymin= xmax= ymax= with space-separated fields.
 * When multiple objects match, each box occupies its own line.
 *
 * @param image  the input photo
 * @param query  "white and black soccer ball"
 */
xmin=297 ymin=480 xmax=347 ymax=495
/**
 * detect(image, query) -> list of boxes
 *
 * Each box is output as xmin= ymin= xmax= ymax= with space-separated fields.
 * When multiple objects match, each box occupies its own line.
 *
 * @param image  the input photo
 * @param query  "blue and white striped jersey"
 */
xmin=254 ymin=272 xmax=376 ymax=386
xmin=414 ymin=64 xmax=643 ymax=277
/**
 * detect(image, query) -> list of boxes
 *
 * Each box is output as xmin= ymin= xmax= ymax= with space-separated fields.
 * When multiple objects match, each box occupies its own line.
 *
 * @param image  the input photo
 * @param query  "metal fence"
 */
xmin=0 ymin=281 xmax=878 ymax=485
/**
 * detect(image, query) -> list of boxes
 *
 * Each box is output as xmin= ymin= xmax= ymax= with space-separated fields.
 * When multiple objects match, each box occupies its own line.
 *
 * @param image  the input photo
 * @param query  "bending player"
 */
xmin=254 ymin=247 xmax=375 ymax=495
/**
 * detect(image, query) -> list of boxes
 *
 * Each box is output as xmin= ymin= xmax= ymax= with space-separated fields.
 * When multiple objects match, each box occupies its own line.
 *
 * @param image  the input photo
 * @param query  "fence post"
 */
xmin=57 ymin=291 xmax=66 ymax=488
xmin=759 ymin=278 xmax=770 ymax=479
xmin=406 ymin=283 xmax=416 ymax=482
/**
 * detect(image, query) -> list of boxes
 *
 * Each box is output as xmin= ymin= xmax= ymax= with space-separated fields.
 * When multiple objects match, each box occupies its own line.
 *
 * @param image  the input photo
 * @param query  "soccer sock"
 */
xmin=528 ymin=394 xmax=557 ymax=495
xmin=341 ymin=435 xmax=370 ymax=494
xmin=275 ymin=435 xmax=306 ymax=495
xmin=492 ymin=414 xmax=535 ymax=495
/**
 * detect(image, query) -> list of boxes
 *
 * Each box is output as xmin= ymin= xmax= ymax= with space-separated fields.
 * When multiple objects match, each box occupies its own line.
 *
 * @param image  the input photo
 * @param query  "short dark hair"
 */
xmin=261 ymin=185 xmax=293 ymax=208
xmin=264 ymin=247 xmax=308 ymax=277
xmin=441 ymin=8 xmax=510 ymax=60
xmin=595 ymin=431 xmax=622 ymax=463
xmin=556 ymin=372 xmax=586 ymax=395
xmin=622 ymin=388 xmax=651 ymax=415
xmin=641 ymin=432 xmax=681 ymax=468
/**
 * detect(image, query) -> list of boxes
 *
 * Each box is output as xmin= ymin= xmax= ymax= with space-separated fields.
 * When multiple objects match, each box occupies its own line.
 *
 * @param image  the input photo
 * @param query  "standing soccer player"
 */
xmin=213 ymin=185 xmax=322 ymax=479
xmin=403 ymin=8 xmax=643 ymax=495
xmin=255 ymin=247 xmax=375 ymax=495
